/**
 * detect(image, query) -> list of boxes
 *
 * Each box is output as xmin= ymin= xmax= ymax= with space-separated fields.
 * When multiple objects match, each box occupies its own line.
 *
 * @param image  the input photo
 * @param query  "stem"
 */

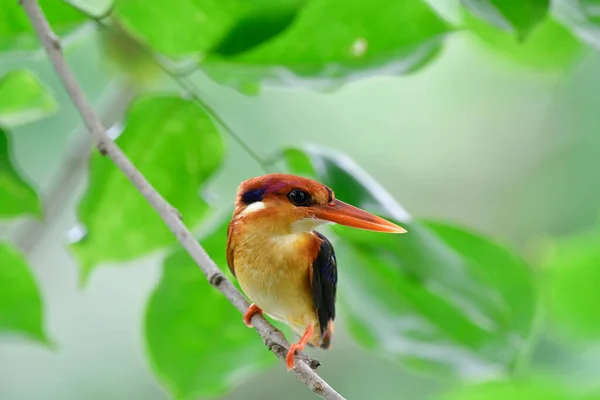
xmin=20 ymin=0 xmax=343 ymax=398
xmin=76 ymin=5 xmax=273 ymax=173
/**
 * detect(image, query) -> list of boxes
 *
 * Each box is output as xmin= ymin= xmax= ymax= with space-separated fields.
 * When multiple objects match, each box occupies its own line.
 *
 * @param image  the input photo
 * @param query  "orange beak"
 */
xmin=308 ymin=199 xmax=406 ymax=233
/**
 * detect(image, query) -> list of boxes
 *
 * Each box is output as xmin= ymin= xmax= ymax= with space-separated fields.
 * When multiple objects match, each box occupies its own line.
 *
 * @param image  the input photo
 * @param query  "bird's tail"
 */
xmin=299 ymin=320 xmax=335 ymax=349
xmin=310 ymin=320 xmax=334 ymax=349
xmin=320 ymin=320 xmax=334 ymax=349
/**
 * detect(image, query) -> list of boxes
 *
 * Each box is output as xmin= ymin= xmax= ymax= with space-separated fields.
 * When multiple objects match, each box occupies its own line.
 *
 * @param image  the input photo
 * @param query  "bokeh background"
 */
xmin=2 ymin=0 xmax=600 ymax=399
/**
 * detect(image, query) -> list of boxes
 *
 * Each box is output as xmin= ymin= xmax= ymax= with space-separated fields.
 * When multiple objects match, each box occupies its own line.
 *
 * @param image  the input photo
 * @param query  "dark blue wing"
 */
xmin=311 ymin=231 xmax=337 ymax=348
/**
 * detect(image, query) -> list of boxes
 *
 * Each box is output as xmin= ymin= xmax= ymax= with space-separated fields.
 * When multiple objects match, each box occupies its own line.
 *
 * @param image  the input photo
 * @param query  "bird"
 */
xmin=226 ymin=173 xmax=406 ymax=370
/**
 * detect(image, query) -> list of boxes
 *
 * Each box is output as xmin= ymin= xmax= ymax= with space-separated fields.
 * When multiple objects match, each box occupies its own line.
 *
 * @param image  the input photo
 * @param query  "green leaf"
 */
xmin=460 ymin=0 xmax=549 ymax=39
xmin=145 ymin=218 xmax=275 ymax=400
xmin=0 ymin=70 xmax=57 ymax=128
xmin=282 ymin=148 xmax=317 ymax=178
xmin=545 ymin=227 xmax=600 ymax=340
xmin=284 ymin=147 xmax=536 ymax=378
xmin=0 ymin=242 xmax=47 ymax=344
xmin=553 ymin=0 xmax=600 ymax=51
xmin=208 ymin=0 xmax=304 ymax=57
xmin=0 ymin=129 xmax=41 ymax=219
xmin=114 ymin=0 xmax=302 ymax=58
xmin=71 ymin=95 xmax=224 ymax=281
xmin=437 ymin=377 xmax=592 ymax=400
xmin=0 ymin=0 xmax=86 ymax=51
xmin=204 ymin=0 xmax=451 ymax=90
xmin=465 ymin=15 xmax=584 ymax=71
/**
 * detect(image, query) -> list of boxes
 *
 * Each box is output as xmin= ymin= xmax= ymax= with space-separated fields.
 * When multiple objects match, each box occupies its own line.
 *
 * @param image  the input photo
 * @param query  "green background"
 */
xmin=2 ymin=0 xmax=600 ymax=398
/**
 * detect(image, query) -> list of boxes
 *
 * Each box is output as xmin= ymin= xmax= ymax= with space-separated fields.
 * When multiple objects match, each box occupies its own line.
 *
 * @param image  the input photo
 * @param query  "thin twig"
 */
xmin=72 ymin=5 xmax=273 ymax=173
xmin=21 ymin=1 xmax=344 ymax=399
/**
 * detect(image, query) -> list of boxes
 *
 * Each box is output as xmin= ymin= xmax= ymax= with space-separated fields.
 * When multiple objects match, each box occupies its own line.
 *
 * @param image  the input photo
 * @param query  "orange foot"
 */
xmin=243 ymin=303 xmax=263 ymax=328
xmin=286 ymin=323 xmax=314 ymax=371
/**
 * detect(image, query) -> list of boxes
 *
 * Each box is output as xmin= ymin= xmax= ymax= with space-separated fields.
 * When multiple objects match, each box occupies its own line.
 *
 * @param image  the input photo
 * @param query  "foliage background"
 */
xmin=1 ymin=0 xmax=600 ymax=399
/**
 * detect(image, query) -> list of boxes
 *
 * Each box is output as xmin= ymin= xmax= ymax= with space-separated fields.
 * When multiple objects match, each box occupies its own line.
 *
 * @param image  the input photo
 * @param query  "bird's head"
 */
xmin=233 ymin=173 xmax=406 ymax=234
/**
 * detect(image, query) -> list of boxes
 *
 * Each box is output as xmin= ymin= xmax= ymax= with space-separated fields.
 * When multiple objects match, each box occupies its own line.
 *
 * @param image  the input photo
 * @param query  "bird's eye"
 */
xmin=288 ymin=188 xmax=311 ymax=206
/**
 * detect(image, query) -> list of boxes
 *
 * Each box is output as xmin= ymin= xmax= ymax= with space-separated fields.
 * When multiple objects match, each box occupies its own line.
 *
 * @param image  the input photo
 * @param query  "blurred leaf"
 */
xmin=460 ymin=0 xmax=549 ymax=38
xmin=71 ymin=95 xmax=224 ymax=281
xmin=465 ymin=15 xmax=583 ymax=71
xmin=0 ymin=242 xmax=47 ymax=344
xmin=209 ymin=0 xmax=303 ymax=57
xmin=437 ymin=378 xmax=585 ymax=400
xmin=0 ymin=0 xmax=86 ymax=51
xmin=284 ymin=147 xmax=536 ymax=378
xmin=0 ymin=70 xmax=57 ymax=127
xmin=98 ymin=21 xmax=163 ymax=87
xmin=587 ymin=0 xmax=600 ymax=25
xmin=0 ymin=129 xmax=41 ymax=219
xmin=114 ymin=0 xmax=302 ymax=58
xmin=204 ymin=0 xmax=450 ymax=91
xmin=282 ymin=148 xmax=317 ymax=177
xmin=545 ymin=228 xmax=600 ymax=340
xmin=145 ymin=218 xmax=275 ymax=400
xmin=553 ymin=0 xmax=600 ymax=51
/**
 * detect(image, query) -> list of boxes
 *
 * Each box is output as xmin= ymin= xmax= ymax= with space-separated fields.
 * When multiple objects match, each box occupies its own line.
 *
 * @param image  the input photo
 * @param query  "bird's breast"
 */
xmin=232 ymin=229 xmax=319 ymax=329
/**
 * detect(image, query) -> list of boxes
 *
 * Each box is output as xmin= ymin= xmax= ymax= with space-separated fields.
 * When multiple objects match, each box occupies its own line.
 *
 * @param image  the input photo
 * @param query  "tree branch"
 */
xmin=20 ymin=1 xmax=345 ymax=399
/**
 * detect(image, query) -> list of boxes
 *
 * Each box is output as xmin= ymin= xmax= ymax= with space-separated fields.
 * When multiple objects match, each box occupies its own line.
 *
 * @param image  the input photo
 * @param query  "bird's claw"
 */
xmin=286 ymin=343 xmax=302 ymax=371
xmin=243 ymin=303 xmax=263 ymax=328
xmin=285 ymin=323 xmax=314 ymax=371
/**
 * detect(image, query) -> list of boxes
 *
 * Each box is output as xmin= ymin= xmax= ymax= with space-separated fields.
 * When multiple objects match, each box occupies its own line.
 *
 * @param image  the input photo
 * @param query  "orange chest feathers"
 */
xmin=227 ymin=218 xmax=322 ymax=328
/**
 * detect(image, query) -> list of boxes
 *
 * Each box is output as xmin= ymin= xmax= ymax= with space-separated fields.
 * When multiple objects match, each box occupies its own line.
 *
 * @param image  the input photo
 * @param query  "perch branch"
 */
xmin=21 ymin=1 xmax=344 ymax=399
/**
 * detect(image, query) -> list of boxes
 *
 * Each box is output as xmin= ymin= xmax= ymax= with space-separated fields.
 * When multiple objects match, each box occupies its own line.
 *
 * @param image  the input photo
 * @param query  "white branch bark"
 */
xmin=20 ymin=1 xmax=345 ymax=398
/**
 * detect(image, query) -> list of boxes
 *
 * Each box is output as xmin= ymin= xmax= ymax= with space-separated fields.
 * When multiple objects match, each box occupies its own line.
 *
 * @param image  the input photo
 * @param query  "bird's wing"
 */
xmin=226 ymin=220 xmax=236 ymax=277
xmin=310 ymin=231 xmax=337 ymax=348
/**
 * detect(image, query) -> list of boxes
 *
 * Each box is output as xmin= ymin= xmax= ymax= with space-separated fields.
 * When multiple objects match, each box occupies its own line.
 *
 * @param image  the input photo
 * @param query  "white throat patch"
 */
xmin=241 ymin=201 xmax=266 ymax=215
xmin=291 ymin=218 xmax=331 ymax=233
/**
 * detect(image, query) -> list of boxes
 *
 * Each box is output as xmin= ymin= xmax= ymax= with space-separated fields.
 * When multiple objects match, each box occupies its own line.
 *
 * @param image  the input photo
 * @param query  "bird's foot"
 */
xmin=243 ymin=303 xmax=263 ymax=328
xmin=286 ymin=323 xmax=314 ymax=371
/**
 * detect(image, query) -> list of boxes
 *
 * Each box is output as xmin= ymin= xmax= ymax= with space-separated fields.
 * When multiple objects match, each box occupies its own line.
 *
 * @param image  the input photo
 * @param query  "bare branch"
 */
xmin=20 ymin=1 xmax=344 ymax=399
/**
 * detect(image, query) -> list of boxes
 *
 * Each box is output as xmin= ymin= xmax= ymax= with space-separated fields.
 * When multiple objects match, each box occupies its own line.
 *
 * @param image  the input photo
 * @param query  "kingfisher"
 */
xmin=226 ymin=173 xmax=406 ymax=370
